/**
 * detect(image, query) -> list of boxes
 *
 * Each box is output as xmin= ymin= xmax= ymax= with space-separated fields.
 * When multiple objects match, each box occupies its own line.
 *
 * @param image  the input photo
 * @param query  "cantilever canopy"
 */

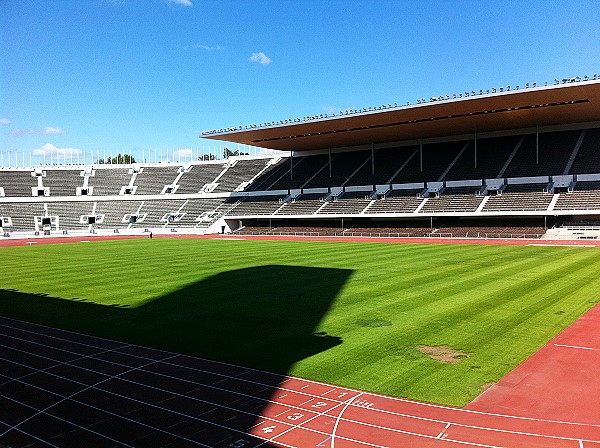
xmin=202 ymin=80 xmax=600 ymax=152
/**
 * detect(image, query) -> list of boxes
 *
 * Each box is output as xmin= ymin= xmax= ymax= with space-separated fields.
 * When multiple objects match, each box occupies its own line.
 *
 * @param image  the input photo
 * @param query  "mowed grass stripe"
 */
xmin=1 ymin=238 xmax=599 ymax=406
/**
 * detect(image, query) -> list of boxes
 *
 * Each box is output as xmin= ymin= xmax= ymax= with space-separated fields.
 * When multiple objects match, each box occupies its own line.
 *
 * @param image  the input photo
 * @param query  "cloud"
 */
xmin=186 ymin=44 xmax=225 ymax=51
xmin=10 ymin=126 xmax=66 ymax=137
xmin=167 ymin=0 xmax=192 ymax=6
xmin=43 ymin=127 xmax=65 ymax=135
xmin=249 ymin=52 xmax=272 ymax=66
xmin=32 ymin=143 xmax=82 ymax=157
xmin=0 ymin=118 xmax=11 ymax=126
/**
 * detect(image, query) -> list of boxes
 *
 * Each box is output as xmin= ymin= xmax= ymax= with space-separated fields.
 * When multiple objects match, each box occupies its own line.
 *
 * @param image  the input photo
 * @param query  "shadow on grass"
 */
xmin=0 ymin=265 xmax=353 ymax=445
xmin=0 ymin=264 xmax=352 ymax=373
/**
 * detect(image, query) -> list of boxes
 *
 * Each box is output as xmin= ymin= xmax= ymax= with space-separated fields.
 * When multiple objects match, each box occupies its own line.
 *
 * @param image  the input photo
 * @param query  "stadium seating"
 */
xmin=502 ymin=130 xmax=581 ymax=178
xmin=365 ymin=189 xmax=424 ymax=214
xmin=133 ymin=166 xmax=179 ymax=195
xmin=553 ymin=181 xmax=600 ymax=210
xmin=0 ymin=170 xmax=39 ymax=196
xmin=47 ymin=201 xmax=94 ymax=229
xmin=213 ymin=158 xmax=271 ymax=192
xmin=225 ymin=195 xmax=286 ymax=216
xmin=88 ymin=168 xmax=132 ymax=196
xmin=94 ymin=200 xmax=142 ymax=228
xmin=317 ymin=191 xmax=373 ymax=215
xmin=276 ymin=193 xmax=326 ymax=215
xmin=43 ymin=170 xmax=84 ymax=196
xmin=567 ymin=128 xmax=600 ymax=174
xmin=483 ymin=183 xmax=553 ymax=212
xmin=175 ymin=163 xmax=226 ymax=194
xmin=419 ymin=186 xmax=484 ymax=213
xmin=0 ymin=202 xmax=44 ymax=230
xmin=1 ymin=126 xmax=600 ymax=238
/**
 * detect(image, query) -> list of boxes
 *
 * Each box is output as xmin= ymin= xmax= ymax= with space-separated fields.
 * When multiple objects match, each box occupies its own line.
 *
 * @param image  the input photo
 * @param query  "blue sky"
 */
xmin=1 ymin=0 xmax=599 ymax=164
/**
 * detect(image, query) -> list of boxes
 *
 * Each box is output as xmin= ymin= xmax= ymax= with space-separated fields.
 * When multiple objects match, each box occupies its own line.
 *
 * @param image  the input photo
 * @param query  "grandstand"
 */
xmin=1 ymin=79 xmax=600 ymax=240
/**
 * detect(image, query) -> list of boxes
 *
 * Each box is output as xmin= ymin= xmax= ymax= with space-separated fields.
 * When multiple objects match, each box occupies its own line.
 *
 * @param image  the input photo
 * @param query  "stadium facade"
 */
xmin=1 ymin=78 xmax=600 ymax=240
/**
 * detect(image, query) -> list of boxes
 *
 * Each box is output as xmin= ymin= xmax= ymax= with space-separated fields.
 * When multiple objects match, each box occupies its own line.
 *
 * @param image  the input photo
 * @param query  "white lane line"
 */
xmin=554 ymin=343 xmax=600 ymax=351
xmin=273 ymin=409 xmax=291 ymax=418
xmin=331 ymin=393 xmax=362 ymax=448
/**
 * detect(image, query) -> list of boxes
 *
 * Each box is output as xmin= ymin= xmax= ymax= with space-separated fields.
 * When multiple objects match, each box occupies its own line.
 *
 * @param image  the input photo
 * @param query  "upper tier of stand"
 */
xmin=2 ymin=128 xmax=599 ymax=198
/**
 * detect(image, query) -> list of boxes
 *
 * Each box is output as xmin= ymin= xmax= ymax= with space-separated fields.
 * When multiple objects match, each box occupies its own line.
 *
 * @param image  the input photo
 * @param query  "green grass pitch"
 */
xmin=1 ymin=238 xmax=599 ymax=406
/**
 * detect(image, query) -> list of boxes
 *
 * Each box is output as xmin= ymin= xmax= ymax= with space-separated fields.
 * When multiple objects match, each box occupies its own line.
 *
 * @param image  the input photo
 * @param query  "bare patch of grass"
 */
xmin=416 ymin=345 xmax=469 ymax=363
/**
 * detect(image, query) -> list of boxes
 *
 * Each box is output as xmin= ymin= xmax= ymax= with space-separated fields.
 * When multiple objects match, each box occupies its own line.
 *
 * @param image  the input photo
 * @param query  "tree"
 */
xmin=223 ymin=147 xmax=250 ymax=158
xmin=97 ymin=153 xmax=136 ymax=164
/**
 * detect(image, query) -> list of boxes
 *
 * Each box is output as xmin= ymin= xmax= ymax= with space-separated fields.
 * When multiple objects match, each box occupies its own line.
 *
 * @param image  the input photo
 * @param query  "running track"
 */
xmin=2 ymin=232 xmax=600 ymax=248
xmin=1 ymin=312 xmax=600 ymax=447
xmin=2 ymin=234 xmax=600 ymax=446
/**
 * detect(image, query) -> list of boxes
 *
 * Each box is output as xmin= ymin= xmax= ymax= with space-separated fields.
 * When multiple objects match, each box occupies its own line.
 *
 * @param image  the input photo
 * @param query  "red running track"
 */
xmin=2 ymin=232 xmax=600 ymax=248
xmin=245 ymin=373 xmax=600 ymax=447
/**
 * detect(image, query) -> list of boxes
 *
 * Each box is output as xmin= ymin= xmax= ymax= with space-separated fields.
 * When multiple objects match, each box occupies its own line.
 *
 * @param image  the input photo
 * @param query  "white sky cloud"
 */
xmin=32 ymin=143 xmax=82 ymax=157
xmin=43 ymin=127 xmax=65 ymax=135
xmin=186 ymin=44 xmax=224 ymax=51
xmin=0 ymin=118 xmax=11 ymax=125
xmin=249 ymin=52 xmax=272 ymax=66
xmin=10 ymin=126 xmax=66 ymax=137
xmin=167 ymin=0 xmax=192 ymax=6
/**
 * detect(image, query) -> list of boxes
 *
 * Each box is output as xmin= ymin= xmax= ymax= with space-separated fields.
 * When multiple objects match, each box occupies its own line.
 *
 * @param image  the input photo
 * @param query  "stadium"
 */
xmin=2 ymin=77 xmax=600 ymax=447
xmin=3 ymin=78 xmax=600 ymax=240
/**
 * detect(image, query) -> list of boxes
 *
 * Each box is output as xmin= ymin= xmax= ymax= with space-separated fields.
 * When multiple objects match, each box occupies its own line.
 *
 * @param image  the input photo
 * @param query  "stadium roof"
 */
xmin=203 ymin=80 xmax=600 ymax=152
